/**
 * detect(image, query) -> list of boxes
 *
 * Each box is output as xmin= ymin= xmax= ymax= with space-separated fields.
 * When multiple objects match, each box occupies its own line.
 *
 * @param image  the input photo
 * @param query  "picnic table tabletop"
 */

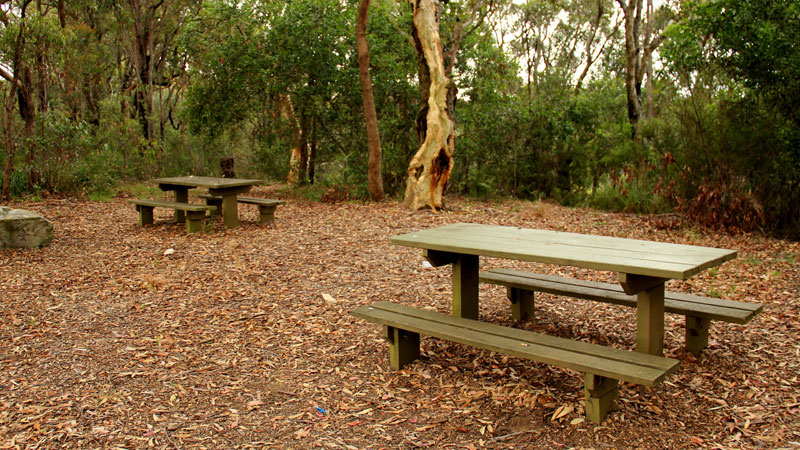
xmin=152 ymin=176 xmax=262 ymax=189
xmin=390 ymin=223 xmax=737 ymax=280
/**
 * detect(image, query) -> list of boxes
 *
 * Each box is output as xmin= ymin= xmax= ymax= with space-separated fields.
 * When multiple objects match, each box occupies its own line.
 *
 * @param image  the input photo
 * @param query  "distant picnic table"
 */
xmin=129 ymin=176 xmax=272 ymax=233
xmin=153 ymin=176 xmax=261 ymax=229
xmin=352 ymin=223 xmax=763 ymax=422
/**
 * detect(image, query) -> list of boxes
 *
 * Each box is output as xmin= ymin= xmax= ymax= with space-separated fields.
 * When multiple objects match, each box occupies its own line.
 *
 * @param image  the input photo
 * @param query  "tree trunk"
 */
xmin=643 ymin=0 xmax=654 ymax=119
xmin=2 ymin=84 xmax=17 ymax=200
xmin=619 ymin=0 xmax=642 ymax=136
xmin=617 ymin=0 xmax=669 ymax=136
xmin=309 ymin=116 xmax=317 ymax=185
xmin=403 ymin=0 xmax=455 ymax=211
xmin=287 ymin=106 xmax=310 ymax=185
xmin=278 ymin=94 xmax=307 ymax=185
xmin=356 ymin=0 xmax=384 ymax=201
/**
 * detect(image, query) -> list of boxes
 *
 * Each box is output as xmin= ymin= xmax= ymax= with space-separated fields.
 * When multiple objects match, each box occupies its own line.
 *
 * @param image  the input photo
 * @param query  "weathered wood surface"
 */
xmin=391 ymin=223 xmax=737 ymax=279
xmin=480 ymin=268 xmax=763 ymax=324
xmin=351 ymin=301 xmax=679 ymax=423
xmin=130 ymin=199 xmax=215 ymax=233
xmin=152 ymin=176 xmax=262 ymax=190
xmin=129 ymin=199 xmax=215 ymax=212
xmin=152 ymin=177 xmax=260 ymax=229
xmin=198 ymin=194 xmax=284 ymax=224
xmin=198 ymin=193 xmax=285 ymax=206
xmin=351 ymin=301 xmax=679 ymax=386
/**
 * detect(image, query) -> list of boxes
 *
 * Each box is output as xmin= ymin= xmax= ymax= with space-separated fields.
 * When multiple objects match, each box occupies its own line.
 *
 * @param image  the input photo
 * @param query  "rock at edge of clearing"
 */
xmin=0 ymin=206 xmax=54 ymax=249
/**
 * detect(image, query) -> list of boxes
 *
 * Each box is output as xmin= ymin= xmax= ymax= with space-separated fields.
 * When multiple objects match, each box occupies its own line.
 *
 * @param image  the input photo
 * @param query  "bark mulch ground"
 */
xmin=2 ymin=186 xmax=798 ymax=449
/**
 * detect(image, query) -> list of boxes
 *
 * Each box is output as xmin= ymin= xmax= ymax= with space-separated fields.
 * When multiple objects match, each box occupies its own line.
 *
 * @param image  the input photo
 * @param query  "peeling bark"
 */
xmin=403 ymin=0 xmax=455 ymax=211
xmin=283 ymin=95 xmax=309 ymax=185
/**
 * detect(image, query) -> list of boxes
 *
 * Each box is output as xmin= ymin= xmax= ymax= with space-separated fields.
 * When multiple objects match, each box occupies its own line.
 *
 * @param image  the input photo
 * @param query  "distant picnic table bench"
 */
xmin=130 ymin=199 xmax=215 ymax=234
xmin=198 ymin=193 xmax=285 ymax=224
xmin=351 ymin=223 xmax=756 ymax=423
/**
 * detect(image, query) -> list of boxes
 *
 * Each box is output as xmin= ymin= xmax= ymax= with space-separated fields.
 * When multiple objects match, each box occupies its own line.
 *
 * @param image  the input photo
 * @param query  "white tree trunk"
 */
xmin=403 ymin=0 xmax=454 ymax=211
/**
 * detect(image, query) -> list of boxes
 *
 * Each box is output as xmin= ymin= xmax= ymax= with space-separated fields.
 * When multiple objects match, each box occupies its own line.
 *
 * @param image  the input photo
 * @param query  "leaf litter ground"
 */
xmin=1 ymin=186 xmax=798 ymax=449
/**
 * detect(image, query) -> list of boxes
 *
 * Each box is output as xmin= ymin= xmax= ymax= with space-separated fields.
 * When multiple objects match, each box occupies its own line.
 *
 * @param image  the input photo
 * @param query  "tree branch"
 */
xmin=0 ymin=66 xmax=18 ymax=88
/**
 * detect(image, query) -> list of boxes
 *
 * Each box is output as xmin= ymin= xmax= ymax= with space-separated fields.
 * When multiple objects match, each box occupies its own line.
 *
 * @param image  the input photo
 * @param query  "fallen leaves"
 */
xmin=0 ymin=190 xmax=798 ymax=449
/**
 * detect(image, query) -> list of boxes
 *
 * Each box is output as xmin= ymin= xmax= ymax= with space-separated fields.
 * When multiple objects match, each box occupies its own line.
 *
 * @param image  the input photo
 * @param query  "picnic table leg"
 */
xmin=383 ymin=325 xmax=420 ymax=370
xmin=508 ymin=287 xmax=534 ymax=321
xmin=636 ymin=282 xmax=666 ymax=356
xmin=172 ymin=188 xmax=189 ymax=222
xmin=423 ymin=250 xmax=480 ymax=320
xmin=452 ymin=254 xmax=479 ymax=320
xmin=221 ymin=194 xmax=239 ymax=228
xmin=685 ymin=316 xmax=711 ymax=355
xmin=584 ymin=374 xmax=618 ymax=423
xmin=618 ymin=273 xmax=666 ymax=356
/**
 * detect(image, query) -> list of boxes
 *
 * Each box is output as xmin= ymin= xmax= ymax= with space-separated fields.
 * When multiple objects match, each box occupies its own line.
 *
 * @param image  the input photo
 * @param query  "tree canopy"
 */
xmin=0 ymin=0 xmax=797 ymax=232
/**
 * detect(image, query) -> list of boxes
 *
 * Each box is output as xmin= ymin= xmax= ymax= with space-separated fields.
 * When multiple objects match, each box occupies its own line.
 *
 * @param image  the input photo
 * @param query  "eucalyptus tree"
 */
xmin=0 ymin=0 xmax=76 ymax=195
xmin=403 ymin=0 xmax=499 ymax=210
xmin=402 ymin=0 xmax=453 ymax=209
xmin=508 ymin=0 xmax=622 ymax=95
xmin=113 ymin=0 xmax=200 ymax=142
xmin=614 ymin=0 xmax=673 ymax=134
xmin=357 ymin=0 xmax=385 ymax=201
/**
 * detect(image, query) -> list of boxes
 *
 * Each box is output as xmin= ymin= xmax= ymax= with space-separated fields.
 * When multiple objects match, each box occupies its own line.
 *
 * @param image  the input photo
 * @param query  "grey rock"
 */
xmin=0 ymin=206 xmax=54 ymax=248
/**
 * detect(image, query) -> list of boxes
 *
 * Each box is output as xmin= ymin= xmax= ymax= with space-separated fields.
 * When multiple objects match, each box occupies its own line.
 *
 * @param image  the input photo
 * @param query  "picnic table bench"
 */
xmin=480 ymin=268 xmax=764 ymax=355
xmin=129 ymin=199 xmax=215 ymax=234
xmin=198 ymin=193 xmax=285 ymax=224
xmin=352 ymin=301 xmax=679 ymax=423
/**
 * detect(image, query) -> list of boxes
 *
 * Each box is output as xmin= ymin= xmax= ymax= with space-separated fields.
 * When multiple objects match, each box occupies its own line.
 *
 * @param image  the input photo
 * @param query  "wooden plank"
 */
xmin=398 ymin=224 xmax=733 ymax=261
xmin=636 ymin=283 xmax=665 ymax=356
xmin=198 ymin=193 xmax=284 ymax=206
xmin=391 ymin=224 xmax=736 ymax=279
xmin=481 ymin=269 xmax=762 ymax=324
xmin=129 ymin=199 xmax=215 ymax=212
xmin=452 ymin=254 xmax=479 ymax=320
xmin=153 ymin=176 xmax=261 ymax=189
xmin=236 ymin=197 xmax=284 ymax=206
xmin=352 ymin=302 xmax=679 ymax=386
xmin=371 ymin=302 xmax=677 ymax=372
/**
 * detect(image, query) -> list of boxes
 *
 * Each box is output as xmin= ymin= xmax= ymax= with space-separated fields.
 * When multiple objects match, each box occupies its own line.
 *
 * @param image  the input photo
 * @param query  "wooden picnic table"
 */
xmin=153 ymin=176 xmax=261 ymax=229
xmin=390 ymin=223 xmax=738 ymax=356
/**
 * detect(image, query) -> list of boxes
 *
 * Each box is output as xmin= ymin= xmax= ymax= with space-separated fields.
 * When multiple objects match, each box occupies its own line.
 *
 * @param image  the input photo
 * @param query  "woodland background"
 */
xmin=0 ymin=0 xmax=798 ymax=232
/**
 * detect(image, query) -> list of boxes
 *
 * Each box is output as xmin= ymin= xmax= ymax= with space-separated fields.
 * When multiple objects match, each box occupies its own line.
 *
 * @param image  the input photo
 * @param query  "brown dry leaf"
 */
xmin=246 ymin=400 xmax=264 ymax=410
xmin=551 ymin=404 xmax=574 ymax=421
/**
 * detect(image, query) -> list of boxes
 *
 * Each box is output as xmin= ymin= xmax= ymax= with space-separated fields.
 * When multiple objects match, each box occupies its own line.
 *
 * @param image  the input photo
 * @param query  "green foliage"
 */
xmin=675 ymin=0 xmax=800 ymax=126
xmin=0 ymin=0 xmax=796 ymax=236
xmin=659 ymin=0 xmax=800 ymax=232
